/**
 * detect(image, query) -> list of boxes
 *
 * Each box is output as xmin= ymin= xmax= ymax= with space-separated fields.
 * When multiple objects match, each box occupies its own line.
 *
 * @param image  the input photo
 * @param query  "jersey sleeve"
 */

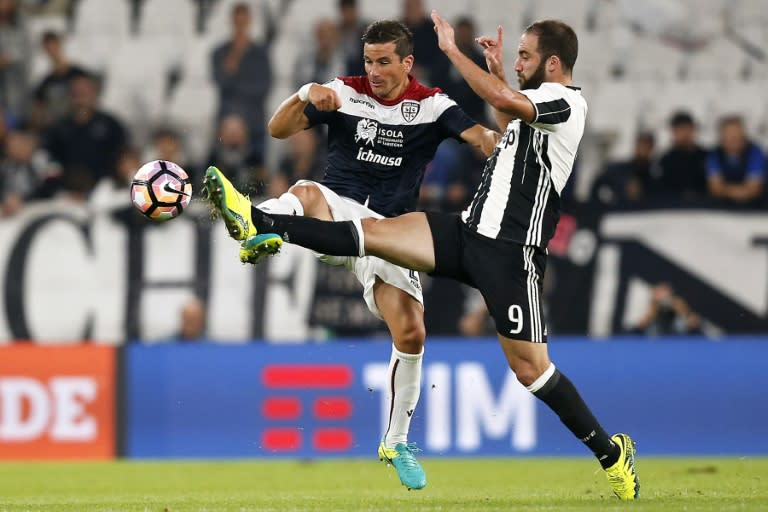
xmin=434 ymin=96 xmax=478 ymax=142
xmin=303 ymin=78 xmax=344 ymax=127
xmin=521 ymin=84 xmax=572 ymax=126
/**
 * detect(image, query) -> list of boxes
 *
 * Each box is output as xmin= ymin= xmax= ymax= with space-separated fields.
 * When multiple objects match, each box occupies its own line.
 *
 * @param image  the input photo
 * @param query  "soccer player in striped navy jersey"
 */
xmin=207 ymin=20 xmax=498 ymax=491
xmin=206 ymin=11 xmax=639 ymax=500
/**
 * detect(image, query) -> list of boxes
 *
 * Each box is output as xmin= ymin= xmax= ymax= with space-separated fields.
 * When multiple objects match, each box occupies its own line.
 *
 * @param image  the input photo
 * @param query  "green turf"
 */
xmin=0 ymin=457 xmax=766 ymax=511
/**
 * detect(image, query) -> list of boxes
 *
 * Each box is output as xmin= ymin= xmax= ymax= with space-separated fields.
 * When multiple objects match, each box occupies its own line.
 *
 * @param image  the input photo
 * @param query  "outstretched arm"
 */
xmin=459 ymin=124 xmax=501 ymax=157
xmin=431 ymin=11 xmax=534 ymax=124
xmin=267 ymin=83 xmax=341 ymax=139
xmin=476 ymin=25 xmax=517 ymax=130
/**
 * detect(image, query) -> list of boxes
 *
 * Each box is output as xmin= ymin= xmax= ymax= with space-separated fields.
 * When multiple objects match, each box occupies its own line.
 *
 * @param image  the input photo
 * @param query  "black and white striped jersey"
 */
xmin=461 ymin=83 xmax=586 ymax=248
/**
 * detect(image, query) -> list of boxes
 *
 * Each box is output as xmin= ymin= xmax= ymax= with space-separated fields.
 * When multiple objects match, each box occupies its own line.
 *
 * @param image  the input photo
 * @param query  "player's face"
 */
xmin=363 ymin=42 xmax=413 ymax=100
xmin=514 ymin=32 xmax=547 ymax=90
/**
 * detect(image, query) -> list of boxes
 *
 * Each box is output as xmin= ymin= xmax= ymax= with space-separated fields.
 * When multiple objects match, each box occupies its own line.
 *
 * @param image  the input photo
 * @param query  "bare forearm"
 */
xmin=268 ymin=94 xmax=309 ymax=138
xmin=443 ymin=46 xmax=532 ymax=121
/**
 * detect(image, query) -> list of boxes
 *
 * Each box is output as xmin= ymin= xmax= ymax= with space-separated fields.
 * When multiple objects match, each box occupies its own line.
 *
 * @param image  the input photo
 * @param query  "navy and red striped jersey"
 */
xmin=304 ymin=75 xmax=476 ymax=217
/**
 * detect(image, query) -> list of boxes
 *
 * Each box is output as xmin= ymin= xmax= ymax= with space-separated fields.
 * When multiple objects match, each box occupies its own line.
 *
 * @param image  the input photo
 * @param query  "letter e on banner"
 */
xmin=0 ymin=345 xmax=115 ymax=460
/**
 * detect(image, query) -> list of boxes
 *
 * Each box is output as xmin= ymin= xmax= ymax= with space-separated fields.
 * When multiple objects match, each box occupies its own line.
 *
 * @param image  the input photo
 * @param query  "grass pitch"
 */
xmin=0 ymin=457 xmax=766 ymax=511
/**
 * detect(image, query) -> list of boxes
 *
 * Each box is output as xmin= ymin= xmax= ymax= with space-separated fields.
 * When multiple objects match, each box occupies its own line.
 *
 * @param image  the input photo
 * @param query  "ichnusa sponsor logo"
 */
xmin=356 ymin=148 xmax=403 ymax=166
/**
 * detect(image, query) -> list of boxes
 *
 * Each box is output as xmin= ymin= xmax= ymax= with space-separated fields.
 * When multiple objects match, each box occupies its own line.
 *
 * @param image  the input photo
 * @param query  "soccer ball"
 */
xmin=130 ymin=160 xmax=192 ymax=221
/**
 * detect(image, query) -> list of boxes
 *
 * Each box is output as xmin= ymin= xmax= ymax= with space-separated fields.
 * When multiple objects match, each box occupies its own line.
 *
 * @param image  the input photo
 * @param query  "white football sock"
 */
xmin=256 ymin=192 xmax=304 ymax=216
xmin=383 ymin=344 xmax=423 ymax=448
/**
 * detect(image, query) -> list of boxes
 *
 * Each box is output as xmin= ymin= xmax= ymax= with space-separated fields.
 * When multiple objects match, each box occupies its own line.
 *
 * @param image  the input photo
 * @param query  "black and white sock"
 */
xmin=527 ymin=364 xmax=620 ymax=468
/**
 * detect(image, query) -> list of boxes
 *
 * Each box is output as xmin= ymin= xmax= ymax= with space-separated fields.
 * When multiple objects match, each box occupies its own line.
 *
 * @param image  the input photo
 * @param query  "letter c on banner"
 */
xmin=4 ymin=214 xmax=92 ymax=339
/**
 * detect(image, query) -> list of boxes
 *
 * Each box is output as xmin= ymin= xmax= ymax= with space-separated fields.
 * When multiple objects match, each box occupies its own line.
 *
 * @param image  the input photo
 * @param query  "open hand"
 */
xmin=430 ymin=10 xmax=457 ymax=53
xmin=477 ymin=26 xmax=505 ymax=79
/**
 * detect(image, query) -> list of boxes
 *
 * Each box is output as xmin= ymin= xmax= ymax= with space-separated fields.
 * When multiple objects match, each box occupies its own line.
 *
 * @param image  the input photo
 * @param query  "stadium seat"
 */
xmin=72 ymin=0 xmax=131 ymax=38
xmin=179 ymin=34 xmax=220 ymax=82
xmin=101 ymin=39 xmax=169 ymax=145
xmin=138 ymin=0 xmax=197 ymax=68
xmin=357 ymin=0 xmax=397 ymax=21
xmin=269 ymin=31 xmax=301 ymax=84
xmin=619 ymin=36 xmax=684 ymax=82
xmin=279 ymin=0 xmax=337 ymax=39
xmin=574 ymin=31 xmax=614 ymax=83
xmin=525 ymin=0 xmax=593 ymax=30
xmin=586 ymin=80 xmax=646 ymax=160
xmin=204 ymin=0 xmax=269 ymax=42
xmin=166 ymin=79 xmax=218 ymax=165
xmin=682 ymin=39 xmax=750 ymax=81
xmin=69 ymin=0 xmax=131 ymax=75
xmin=648 ymin=80 xmax=719 ymax=147
xmin=65 ymin=33 xmax=123 ymax=75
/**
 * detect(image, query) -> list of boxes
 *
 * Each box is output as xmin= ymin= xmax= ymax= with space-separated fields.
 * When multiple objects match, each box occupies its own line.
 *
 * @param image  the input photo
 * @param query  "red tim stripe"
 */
xmin=312 ymin=428 xmax=353 ymax=452
xmin=262 ymin=428 xmax=301 ymax=452
xmin=313 ymin=397 xmax=353 ymax=420
xmin=262 ymin=397 xmax=301 ymax=420
xmin=262 ymin=365 xmax=353 ymax=389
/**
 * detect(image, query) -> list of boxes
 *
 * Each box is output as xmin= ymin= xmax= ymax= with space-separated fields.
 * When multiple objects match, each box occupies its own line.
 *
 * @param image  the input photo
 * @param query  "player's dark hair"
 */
xmin=525 ymin=19 xmax=578 ymax=74
xmin=361 ymin=20 xmax=413 ymax=60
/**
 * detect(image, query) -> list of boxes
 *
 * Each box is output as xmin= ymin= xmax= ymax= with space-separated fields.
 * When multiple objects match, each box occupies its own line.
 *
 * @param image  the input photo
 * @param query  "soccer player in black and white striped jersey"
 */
xmin=232 ymin=10 xmax=639 ymax=500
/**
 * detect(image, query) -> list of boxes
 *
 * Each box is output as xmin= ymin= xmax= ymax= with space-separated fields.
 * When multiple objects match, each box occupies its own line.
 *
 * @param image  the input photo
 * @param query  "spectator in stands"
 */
xmin=211 ymin=2 xmax=273 ymax=166
xmin=337 ymin=0 xmax=367 ymax=76
xmin=277 ymin=127 xmax=325 ymax=185
xmin=706 ymin=115 xmax=766 ymax=206
xmin=30 ymin=30 xmax=89 ymax=130
xmin=89 ymin=144 xmax=140 ymax=211
xmin=419 ymin=138 xmax=485 ymax=213
xmin=591 ymin=132 xmax=658 ymax=206
xmin=177 ymin=295 xmax=206 ymax=341
xmin=0 ymin=129 xmax=54 ymax=216
xmin=434 ymin=16 xmax=488 ymax=125
xmin=458 ymin=288 xmax=493 ymax=336
xmin=207 ymin=114 xmax=265 ymax=196
xmin=400 ymin=0 xmax=446 ymax=85
xmin=18 ymin=0 xmax=69 ymax=17
xmin=0 ymin=0 xmax=31 ymax=121
xmin=654 ymin=111 xmax=708 ymax=201
xmin=629 ymin=282 xmax=701 ymax=336
xmin=43 ymin=72 xmax=128 ymax=198
xmin=293 ymin=18 xmax=345 ymax=89
xmin=144 ymin=127 xmax=192 ymax=181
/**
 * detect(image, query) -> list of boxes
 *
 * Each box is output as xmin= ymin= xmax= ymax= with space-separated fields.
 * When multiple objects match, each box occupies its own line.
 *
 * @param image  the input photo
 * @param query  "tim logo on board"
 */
xmin=0 ymin=345 xmax=116 ymax=460
xmin=364 ymin=361 xmax=536 ymax=455
xmin=259 ymin=364 xmax=355 ymax=453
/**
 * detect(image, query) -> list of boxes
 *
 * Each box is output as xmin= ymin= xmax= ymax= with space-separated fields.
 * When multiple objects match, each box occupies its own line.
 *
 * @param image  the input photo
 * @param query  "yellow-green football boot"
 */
xmin=240 ymin=234 xmax=283 ymax=264
xmin=604 ymin=433 xmax=640 ymax=500
xmin=202 ymin=166 xmax=257 ymax=241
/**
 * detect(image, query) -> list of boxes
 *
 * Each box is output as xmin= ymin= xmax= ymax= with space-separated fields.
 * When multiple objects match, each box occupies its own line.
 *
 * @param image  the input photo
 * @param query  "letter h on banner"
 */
xmin=122 ymin=216 xmax=212 ymax=340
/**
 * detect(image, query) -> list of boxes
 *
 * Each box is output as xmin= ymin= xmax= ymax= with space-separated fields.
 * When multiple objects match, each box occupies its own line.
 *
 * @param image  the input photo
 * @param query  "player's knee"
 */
xmin=288 ymin=183 xmax=320 ymax=209
xmin=510 ymin=362 xmax=542 ymax=388
xmin=393 ymin=317 xmax=426 ymax=354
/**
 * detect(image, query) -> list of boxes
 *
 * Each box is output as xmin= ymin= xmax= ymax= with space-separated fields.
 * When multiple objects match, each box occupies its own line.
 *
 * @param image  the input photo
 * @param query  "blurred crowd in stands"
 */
xmin=0 ymin=0 xmax=765 ymax=218
xmin=0 ymin=0 xmax=764 ymax=339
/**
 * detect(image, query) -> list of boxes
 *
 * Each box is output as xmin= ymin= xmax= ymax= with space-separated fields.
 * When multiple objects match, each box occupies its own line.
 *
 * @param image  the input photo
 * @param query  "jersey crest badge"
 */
xmin=401 ymin=100 xmax=420 ymax=123
xmin=355 ymin=119 xmax=378 ymax=146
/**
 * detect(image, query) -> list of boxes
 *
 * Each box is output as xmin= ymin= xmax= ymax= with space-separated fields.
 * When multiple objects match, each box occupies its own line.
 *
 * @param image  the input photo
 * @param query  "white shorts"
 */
xmin=295 ymin=180 xmax=424 ymax=320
